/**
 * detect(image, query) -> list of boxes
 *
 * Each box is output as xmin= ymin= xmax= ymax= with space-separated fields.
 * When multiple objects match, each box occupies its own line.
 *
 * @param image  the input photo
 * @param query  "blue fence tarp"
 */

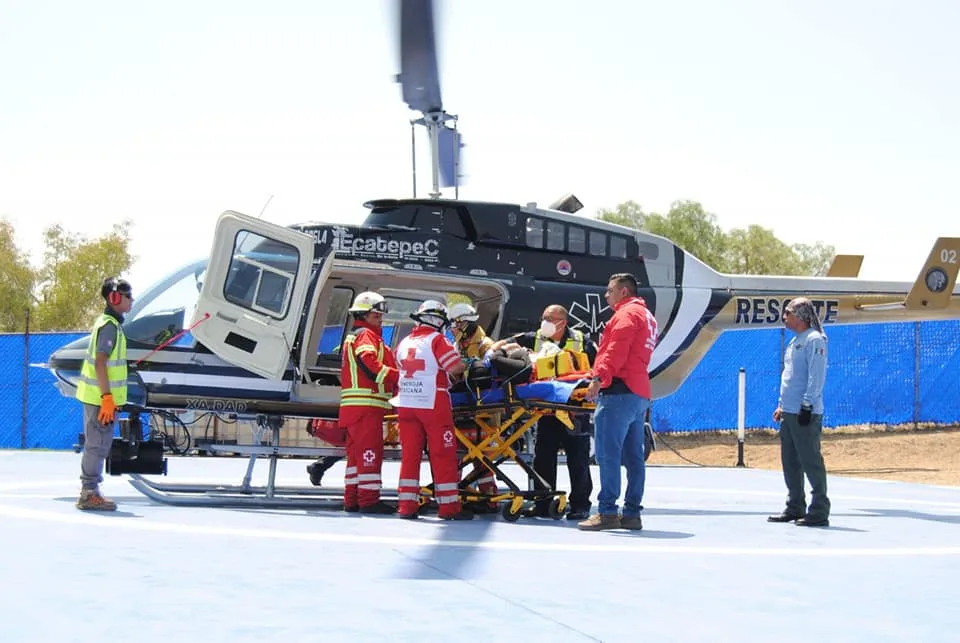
xmin=2 ymin=321 xmax=958 ymax=449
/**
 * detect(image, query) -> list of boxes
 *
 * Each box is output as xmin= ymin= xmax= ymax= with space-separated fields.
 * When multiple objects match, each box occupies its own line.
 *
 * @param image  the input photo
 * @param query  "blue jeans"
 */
xmin=594 ymin=392 xmax=650 ymax=517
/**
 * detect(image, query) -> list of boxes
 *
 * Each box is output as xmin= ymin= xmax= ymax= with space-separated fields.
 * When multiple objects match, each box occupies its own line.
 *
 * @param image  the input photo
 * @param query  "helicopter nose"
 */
xmin=43 ymin=335 xmax=91 ymax=397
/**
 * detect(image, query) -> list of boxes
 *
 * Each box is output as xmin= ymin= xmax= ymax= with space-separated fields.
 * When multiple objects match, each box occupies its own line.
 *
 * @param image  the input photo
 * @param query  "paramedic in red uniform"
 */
xmin=395 ymin=301 xmax=473 ymax=520
xmin=339 ymin=291 xmax=400 ymax=514
xmin=579 ymin=273 xmax=658 ymax=532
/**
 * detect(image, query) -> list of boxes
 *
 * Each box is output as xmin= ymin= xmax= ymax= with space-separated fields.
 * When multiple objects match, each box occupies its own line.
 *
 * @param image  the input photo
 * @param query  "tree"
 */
xmin=33 ymin=220 xmax=135 ymax=331
xmin=644 ymin=201 xmax=728 ymax=271
xmin=596 ymin=200 xmax=646 ymax=230
xmin=0 ymin=220 xmax=37 ymax=332
xmin=724 ymin=225 xmax=797 ymax=275
xmin=792 ymin=242 xmax=835 ymax=277
xmin=595 ymin=199 xmax=835 ymax=276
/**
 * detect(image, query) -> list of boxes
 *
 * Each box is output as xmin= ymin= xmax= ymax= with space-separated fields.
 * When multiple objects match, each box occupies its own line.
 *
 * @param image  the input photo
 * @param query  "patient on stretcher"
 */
xmin=457 ymin=341 xmax=592 ymax=389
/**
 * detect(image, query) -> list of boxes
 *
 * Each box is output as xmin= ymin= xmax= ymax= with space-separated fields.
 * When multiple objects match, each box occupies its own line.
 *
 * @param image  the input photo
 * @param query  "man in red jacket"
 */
xmin=579 ymin=273 xmax=658 ymax=532
xmin=339 ymin=291 xmax=400 ymax=514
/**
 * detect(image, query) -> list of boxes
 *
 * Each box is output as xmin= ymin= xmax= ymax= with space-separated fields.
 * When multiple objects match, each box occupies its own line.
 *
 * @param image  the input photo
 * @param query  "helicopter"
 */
xmin=42 ymin=0 xmax=960 ymax=508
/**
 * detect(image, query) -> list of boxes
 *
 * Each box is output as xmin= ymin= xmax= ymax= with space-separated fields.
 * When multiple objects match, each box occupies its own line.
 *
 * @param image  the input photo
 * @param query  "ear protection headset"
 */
xmin=103 ymin=278 xmax=131 ymax=306
xmin=106 ymin=280 xmax=121 ymax=306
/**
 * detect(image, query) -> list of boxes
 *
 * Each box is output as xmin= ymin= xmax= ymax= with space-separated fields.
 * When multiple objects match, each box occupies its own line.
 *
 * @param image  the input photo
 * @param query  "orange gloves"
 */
xmin=98 ymin=394 xmax=117 ymax=425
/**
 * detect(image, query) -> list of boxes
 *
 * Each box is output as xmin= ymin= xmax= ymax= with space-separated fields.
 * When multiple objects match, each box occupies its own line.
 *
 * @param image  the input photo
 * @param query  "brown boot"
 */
xmin=577 ymin=513 xmax=620 ymax=531
xmin=76 ymin=489 xmax=117 ymax=511
xmin=620 ymin=515 xmax=643 ymax=530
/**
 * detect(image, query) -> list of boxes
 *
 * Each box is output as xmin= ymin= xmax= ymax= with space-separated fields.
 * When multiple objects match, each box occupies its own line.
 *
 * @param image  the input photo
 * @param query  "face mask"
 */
xmin=540 ymin=320 xmax=556 ymax=336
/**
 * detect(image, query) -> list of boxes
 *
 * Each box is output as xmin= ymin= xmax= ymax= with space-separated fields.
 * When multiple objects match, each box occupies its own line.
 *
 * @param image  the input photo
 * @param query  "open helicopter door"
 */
xmin=190 ymin=210 xmax=317 ymax=380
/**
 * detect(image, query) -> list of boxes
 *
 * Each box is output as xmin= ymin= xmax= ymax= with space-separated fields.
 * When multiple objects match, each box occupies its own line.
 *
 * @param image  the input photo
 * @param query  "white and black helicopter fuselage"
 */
xmin=45 ymin=197 xmax=960 ymax=423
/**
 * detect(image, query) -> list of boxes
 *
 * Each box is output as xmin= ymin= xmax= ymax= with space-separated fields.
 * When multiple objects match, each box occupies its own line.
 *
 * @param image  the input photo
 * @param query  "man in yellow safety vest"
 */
xmin=73 ymin=277 xmax=134 ymax=511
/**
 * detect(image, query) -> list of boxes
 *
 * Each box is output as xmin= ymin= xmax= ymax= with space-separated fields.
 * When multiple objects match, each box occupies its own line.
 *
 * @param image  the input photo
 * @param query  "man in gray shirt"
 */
xmin=74 ymin=278 xmax=134 ymax=510
xmin=767 ymin=296 xmax=831 ymax=527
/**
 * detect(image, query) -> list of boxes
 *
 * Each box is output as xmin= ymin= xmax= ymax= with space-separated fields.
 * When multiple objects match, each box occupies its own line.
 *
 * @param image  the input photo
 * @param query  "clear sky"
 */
xmin=2 ymin=0 xmax=959 ymax=292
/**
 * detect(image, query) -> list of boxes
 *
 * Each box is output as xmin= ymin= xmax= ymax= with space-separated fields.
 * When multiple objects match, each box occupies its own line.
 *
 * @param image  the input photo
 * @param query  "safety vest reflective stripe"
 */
xmin=374 ymin=365 xmax=390 ymax=389
xmin=75 ymin=314 xmax=128 ymax=406
xmin=534 ymin=328 xmax=584 ymax=353
xmin=357 ymin=473 xmax=382 ymax=491
xmin=340 ymin=334 xmax=391 ymax=407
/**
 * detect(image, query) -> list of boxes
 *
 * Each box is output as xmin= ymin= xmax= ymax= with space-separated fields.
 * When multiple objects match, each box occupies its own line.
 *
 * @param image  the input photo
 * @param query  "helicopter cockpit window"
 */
xmin=546 ymin=221 xmax=565 ymax=251
xmin=568 ymin=226 xmax=586 ymax=253
xmin=525 ymin=217 xmax=544 ymax=249
xmin=610 ymin=235 xmax=627 ymax=259
xmin=223 ymin=230 xmax=298 ymax=320
xmin=122 ymin=262 xmax=207 ymax=347
xmin=589 ymin=230 xmax=607 ymax=256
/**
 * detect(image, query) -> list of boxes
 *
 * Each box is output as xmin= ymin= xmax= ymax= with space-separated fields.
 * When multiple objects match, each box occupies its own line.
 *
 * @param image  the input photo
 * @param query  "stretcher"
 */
xmin=410 ymin=374 xmax=596 ymax=522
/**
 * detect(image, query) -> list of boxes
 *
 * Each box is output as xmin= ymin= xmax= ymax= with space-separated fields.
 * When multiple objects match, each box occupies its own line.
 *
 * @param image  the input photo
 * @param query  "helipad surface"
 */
xmin=1 ymin=451 xmax=959 ymax=642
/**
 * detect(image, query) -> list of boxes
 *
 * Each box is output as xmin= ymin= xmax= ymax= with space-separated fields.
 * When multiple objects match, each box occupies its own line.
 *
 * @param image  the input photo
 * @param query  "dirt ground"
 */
xmin=647 ymin=424 xmax=960 ymax=487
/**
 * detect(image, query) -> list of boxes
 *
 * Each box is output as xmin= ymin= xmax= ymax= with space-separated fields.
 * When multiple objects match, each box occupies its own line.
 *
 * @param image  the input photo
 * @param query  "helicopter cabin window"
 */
xmin=413 ymin=205 xmax=443 ymax=233
xmin=589 ymin=230 xmax=607 ymax=256
xmin=223 ymin=230 xmax=299 ymax=319
xmin=568 ymin=226 xmax=586 ymax=254
xmin=442 ymin=207 xmax=468 ymax=238
xmin=317 ymin=287 xmax=354 ymax=357
xmin=610 ymin=235 xmax=628 ymax=259
xmin=546 ymin=221 xmax=565 ymax=251
xmin=525 ymin=217 xmax=544 ymax=249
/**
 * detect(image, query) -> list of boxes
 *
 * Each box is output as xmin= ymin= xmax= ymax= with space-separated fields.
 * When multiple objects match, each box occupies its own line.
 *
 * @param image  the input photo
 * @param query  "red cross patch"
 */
xmin=400 ymin=347 xmax=426 ymax=377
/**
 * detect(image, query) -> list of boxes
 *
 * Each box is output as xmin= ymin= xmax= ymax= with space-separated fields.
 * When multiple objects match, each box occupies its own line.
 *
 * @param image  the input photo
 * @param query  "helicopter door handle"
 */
xmin=216 ymin=311 xmax=238 ymax=324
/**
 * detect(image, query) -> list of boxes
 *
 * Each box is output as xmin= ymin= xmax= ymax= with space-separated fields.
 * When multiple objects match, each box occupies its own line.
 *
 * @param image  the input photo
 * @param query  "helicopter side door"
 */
xmin=190 ymin=210 xmax=317 ymax=380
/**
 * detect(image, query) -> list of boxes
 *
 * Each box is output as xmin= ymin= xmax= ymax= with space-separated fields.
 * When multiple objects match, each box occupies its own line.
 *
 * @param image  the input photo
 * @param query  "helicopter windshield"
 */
xmin=122 ymin=259 xmax=207 ymax=347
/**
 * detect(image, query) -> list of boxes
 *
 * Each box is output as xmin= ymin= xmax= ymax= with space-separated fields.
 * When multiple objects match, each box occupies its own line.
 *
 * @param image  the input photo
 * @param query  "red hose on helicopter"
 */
xmin=135 ymin=312 xmax=211 ymax=367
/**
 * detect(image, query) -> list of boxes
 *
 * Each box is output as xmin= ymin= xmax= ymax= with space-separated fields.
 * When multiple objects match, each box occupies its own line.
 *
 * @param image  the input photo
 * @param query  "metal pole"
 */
xmin=914 ymin=321 xmax=920 ymax=429
xmin=410 ymin=120 xmax=417 ymax=198
xmin=736 ymin=367 xmax=745 ymax=467
xmin=453 ymin=117 xmax=460 ymax=200
xmin=21 ymin=308 xmax=29 ymax=449
xmin=428 ymin=114 xmax=441 ymax=199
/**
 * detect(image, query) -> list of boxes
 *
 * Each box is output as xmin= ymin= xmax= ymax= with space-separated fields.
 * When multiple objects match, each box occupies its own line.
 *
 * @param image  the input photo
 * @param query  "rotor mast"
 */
xmin=397 ymin=0 xmax=462 ymax=201
xmin=411 ymin=110 xmax=459 ymax=200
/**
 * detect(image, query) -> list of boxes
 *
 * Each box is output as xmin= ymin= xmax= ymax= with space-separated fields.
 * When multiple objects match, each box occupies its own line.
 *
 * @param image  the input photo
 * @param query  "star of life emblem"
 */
xmin=568 ymin=292 xmax=610 ymax=336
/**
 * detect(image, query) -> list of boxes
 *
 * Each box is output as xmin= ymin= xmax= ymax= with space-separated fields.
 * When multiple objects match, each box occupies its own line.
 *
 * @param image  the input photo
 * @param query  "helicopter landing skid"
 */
xmin=125 ymin=413 xmax=402 ymax=510
xmin=126 ymin=474 xmax=362 ymax=509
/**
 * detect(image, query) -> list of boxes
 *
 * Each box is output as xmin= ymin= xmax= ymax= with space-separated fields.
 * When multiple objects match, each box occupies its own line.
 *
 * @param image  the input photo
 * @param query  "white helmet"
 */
xmin=448 ymin=303 xmax=479 ymax=323
xmin=411 ymin=299 xmax=449 ymax=330
xmin=348 ymin=291 xmax=387 ymax=314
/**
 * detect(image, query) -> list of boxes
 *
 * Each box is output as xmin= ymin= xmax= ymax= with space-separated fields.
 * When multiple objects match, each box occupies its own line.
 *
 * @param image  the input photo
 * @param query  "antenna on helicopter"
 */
xmin=257 ymin=194 xmax=274 ymax=219
xmin=396 ymin=0 xmax=464 ymax=200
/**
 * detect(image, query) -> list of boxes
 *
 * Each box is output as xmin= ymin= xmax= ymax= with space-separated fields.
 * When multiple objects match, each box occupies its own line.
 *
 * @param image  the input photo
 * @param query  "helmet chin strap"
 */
xmin=416 ymin=314 xmax=446 ymax=331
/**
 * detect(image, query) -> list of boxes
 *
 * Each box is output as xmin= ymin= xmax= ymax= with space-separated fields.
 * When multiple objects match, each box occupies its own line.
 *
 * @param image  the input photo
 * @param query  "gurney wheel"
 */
xmin=501 ymin=498 xmax=524 ymax=522
xmin=547 ymin=497 xmax=566 ymax=520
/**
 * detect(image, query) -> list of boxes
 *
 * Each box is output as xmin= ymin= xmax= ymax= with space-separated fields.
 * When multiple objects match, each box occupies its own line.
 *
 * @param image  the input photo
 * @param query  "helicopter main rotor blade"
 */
xmin=398 ymin=0 xmax=443 ymax=114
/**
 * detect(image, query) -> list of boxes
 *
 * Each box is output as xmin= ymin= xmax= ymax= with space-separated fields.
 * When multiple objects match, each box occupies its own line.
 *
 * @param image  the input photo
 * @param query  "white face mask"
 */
xmin=540 ymin=320 xmax=557 ymax=336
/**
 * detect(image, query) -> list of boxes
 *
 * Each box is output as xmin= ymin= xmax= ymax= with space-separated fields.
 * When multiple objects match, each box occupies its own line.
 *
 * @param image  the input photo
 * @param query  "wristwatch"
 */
xmin=591 ymin=376 xmax=602 ymax=384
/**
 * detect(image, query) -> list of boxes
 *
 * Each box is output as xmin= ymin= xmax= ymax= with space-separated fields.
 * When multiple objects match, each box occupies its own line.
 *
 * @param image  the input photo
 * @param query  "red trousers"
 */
xmin=397 ymin=407 xmax=461 ymax=517
xmin=341 ymin=408 xmax=386 ymax=509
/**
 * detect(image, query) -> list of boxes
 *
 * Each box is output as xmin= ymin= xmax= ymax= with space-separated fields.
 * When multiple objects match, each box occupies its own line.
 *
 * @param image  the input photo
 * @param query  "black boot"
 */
xmin=359 ymin=500 xmax=398 ymax=515
xmin=441 ymin=509 xmax=475 ymax=521
xmin=767 ymin=511 xmax=803 ymax=523
xmin=306 ymin=456 xmax=341 ymax=487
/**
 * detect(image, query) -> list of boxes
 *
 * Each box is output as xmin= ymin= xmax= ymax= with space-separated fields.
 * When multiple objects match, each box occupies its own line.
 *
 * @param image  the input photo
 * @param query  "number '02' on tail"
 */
xmin=905 ymin=238 xmax=960 ymax=310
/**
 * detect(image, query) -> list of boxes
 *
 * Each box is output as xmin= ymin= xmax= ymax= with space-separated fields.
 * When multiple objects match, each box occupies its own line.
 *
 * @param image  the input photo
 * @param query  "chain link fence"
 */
xmin=1 ymin=321 xmax=958 ymax=450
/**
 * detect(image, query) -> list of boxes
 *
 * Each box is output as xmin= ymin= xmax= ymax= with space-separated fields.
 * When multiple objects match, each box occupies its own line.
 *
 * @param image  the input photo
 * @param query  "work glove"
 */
xmin=98 ymin=394 xmax=117 ymax=425
xmin=798 ymin=404 xmax=812 ymax=426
